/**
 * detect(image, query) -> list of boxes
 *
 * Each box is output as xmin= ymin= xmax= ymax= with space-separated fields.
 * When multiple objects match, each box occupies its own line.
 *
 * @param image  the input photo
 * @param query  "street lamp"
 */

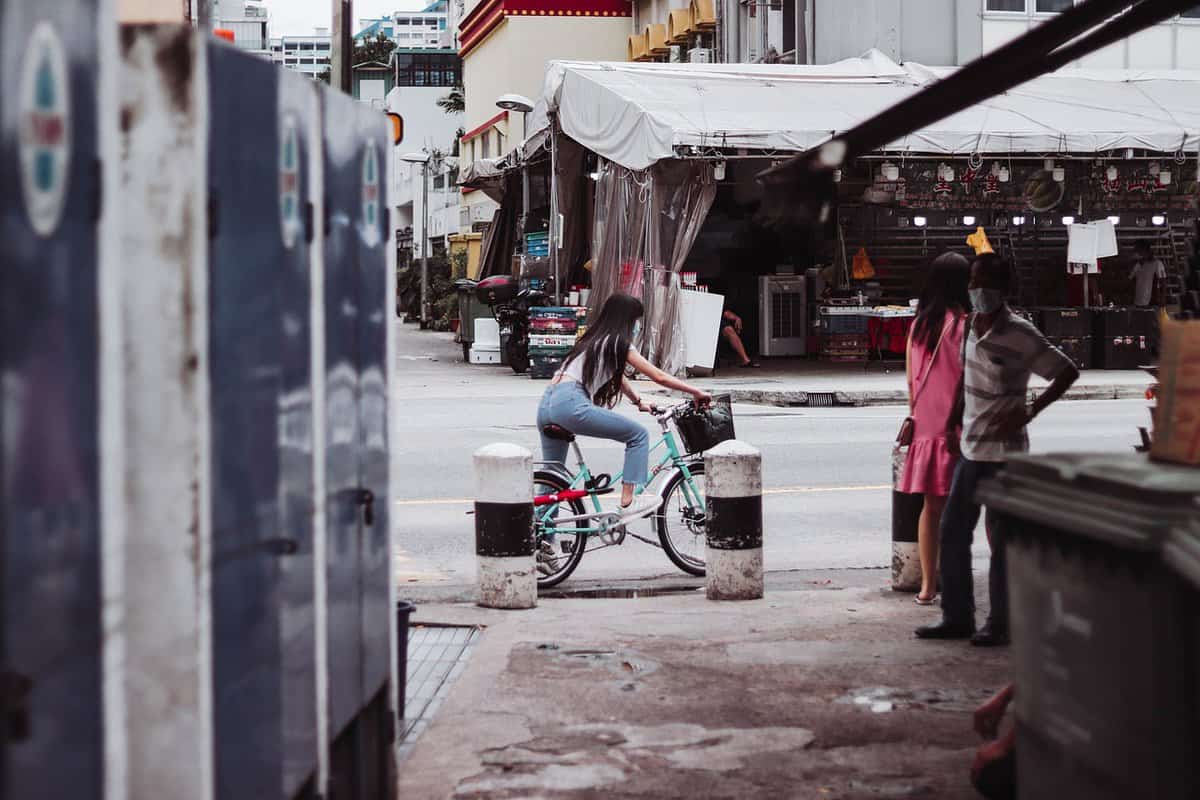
xmin=497 ymin=94 xmax=542 ymax=296
xmin=401 ymin=150 xmax=431 ymax=326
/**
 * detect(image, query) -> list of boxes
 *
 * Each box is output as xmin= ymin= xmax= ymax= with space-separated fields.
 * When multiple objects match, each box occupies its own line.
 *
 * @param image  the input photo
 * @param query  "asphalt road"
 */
xmin=391 ymin=349 xmax=1149 ymax=586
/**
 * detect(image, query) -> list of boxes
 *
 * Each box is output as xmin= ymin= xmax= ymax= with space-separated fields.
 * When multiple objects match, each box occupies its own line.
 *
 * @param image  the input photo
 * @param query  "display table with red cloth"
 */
xmin=867 ymin=311 xmax=915 ymax=359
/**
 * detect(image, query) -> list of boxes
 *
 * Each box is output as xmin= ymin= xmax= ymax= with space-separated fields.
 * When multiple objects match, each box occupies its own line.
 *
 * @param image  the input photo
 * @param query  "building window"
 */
xmin=397 ymin=17 xmax=410 ymax=24
xmin=300 ymin=42 xmax=315 ymax=50
xmin=285 ymin=58 xmax=298 ymax=64
xmin=985 ymin=0 xmax=1025 ymax=10
xmin=301 ymin=58 xmax=315 ymax=64
xmin=1034 ymin=0 xmax=1071 ymax=11
xmin=395 ymin=52 xmax=462 ymax=87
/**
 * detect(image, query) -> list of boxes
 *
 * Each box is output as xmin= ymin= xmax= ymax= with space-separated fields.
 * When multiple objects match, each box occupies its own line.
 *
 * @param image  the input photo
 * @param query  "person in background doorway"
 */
xmin=721 ymin=306 xmax=761 ymax=368
xmin=898 ymin=252 xmax=970 ymax=606
xmin=916 ymin=254 xmax=1079 ymax=646
xmin=1129 ymin=240 xmax=1166 ymax=307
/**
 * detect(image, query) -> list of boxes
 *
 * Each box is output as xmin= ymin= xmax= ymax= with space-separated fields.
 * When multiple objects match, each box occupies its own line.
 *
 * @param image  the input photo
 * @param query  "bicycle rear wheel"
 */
xmin=656 ymin=462 xmax=707 ymax=576
xmin=533 ymin=469 xmax=588 ymax=587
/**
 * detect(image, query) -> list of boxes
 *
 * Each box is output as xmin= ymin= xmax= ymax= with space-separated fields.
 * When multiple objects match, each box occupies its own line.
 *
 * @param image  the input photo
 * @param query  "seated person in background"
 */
xmin=721 ymin=307 xmax=761 ymax=368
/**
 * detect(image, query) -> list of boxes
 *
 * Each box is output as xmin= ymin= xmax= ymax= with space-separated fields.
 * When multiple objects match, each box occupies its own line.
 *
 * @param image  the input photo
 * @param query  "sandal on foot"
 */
xmin=914 ymin=594 xmax=938 ymax=606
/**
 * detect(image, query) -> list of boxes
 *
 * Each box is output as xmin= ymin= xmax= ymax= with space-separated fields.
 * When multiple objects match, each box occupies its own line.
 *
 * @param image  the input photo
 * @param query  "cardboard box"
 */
xmin=1151 ymin=316 xmax=1200 ymax=466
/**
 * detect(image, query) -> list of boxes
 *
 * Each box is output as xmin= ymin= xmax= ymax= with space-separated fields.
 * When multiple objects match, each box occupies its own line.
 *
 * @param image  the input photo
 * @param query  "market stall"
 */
xmin=475 ymin=50 xmax=1200 ymax=374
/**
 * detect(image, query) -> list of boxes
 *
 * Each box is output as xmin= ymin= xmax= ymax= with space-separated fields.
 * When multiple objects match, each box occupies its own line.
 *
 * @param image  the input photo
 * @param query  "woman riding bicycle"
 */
xmin=538 ymin=293 xmax=712 ymax=510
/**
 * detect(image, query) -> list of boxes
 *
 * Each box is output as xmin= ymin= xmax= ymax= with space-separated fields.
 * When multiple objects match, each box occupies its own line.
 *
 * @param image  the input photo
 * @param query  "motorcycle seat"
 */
xmin=541 ymin=424 xmax=576 ymax=442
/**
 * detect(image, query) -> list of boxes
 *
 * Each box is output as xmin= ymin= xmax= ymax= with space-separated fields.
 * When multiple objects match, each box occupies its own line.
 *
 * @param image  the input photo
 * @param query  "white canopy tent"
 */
xmin=529 ymin=50 xmax=1200 ymax=171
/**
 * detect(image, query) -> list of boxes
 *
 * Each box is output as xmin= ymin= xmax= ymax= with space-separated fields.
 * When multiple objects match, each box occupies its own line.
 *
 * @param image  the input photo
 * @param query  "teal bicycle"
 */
xmin=532 ymin=399 xmax=710 ymax=587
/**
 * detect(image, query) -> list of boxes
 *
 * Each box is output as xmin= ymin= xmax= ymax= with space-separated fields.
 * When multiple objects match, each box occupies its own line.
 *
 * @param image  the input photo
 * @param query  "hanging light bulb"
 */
xmin=713 ymin=161 xmax=727 ymax=181
xmin=1052 ymin=165 xmax=1065 ymax=182
xmin=1061 ymin=215 xmax=1075 ymax=226
xmin=1107 ymin=165 xmax=1119 ymax=182
xmin=1012 ymin=215 xmax=1026 ymax=226
xmin=833 ymin=169 xmax=842 ymax=183
xmin=991 ymin=161 xmax=1001 ymax=176
xmin=943 ymin=164 xmax=955 ymax=182
xmin=1152 ymin=214 xmax=1166 ymax=226
xmin=881 ymin=161 xmax=899 ymax=181
xmin=1149 ymin=161 xmax=1160 ymax=176
xmin=963 ymin=215 xmax=976 ymax=226
xmin=1159 ymin=169 xmax=1172 ymax=186
xmin=1044 ymin=158 xmax=1056 ymax=171
xmin=998 ymin=166 xmax=1010 ymax=183
xmin=913 ymin=216 xmax=928 ymax=227
xmin=1107 ymin=215 xmax=1121 ymax=225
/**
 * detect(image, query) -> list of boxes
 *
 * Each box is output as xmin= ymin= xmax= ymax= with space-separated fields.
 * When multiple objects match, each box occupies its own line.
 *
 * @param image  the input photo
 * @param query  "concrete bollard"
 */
xmin=890 ymin=446 xmax=924 ymax=592
xmin=705 ymin=440 xmax=764 ymax=601
xmin=474 ymin=443 xmax=537 ymax=609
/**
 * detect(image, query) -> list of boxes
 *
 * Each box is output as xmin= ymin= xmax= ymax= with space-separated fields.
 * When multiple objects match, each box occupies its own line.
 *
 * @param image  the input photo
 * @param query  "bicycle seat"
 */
xmin=541 ymin=424 xmax=575 ymax=442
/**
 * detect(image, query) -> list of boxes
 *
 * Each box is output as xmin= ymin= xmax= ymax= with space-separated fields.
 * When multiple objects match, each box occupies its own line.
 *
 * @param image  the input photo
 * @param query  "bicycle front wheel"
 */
xmin=656 ymin=462 xmax=707 ymax=576
xmin=533 ymin=469 xmax=588 ymax=587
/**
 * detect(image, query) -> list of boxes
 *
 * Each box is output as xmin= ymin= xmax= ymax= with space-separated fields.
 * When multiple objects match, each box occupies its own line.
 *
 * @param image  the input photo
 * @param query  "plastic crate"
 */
xmin=819 ymin=314 xmax=869 ymax=334
xmin=529 ymin=354 xmax=565 ymax=379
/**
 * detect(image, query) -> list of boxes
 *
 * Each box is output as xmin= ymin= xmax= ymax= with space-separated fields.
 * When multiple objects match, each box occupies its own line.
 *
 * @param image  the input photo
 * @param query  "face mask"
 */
xmin=632 ymin=321 xmax=643 ymax=341
xmin=970 ymin=288 xmax=1005 ymax=314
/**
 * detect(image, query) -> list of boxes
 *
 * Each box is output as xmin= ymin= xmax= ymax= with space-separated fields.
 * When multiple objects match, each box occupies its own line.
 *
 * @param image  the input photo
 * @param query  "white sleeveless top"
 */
xmin=556 ymin=336 xmax=637 ymax=398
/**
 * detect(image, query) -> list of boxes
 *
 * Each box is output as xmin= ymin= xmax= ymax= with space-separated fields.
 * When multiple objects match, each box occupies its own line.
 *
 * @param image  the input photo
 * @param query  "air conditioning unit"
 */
xmin=758 ymin=275 xmax=806 ymax=356
xmin=688 ymin=47 xmax=712 ymax=63
xmin=669 ymin=45 xmax=682 ymax=63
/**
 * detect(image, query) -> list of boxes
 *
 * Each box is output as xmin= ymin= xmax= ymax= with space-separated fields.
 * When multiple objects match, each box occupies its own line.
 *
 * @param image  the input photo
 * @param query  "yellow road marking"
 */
xmin=393 ymin=484 xmax=891 ymax=507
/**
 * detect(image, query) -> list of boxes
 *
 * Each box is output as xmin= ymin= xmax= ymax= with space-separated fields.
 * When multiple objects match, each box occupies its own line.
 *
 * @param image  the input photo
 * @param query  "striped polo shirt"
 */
xmin=962 ymin=310 xmax=1074 ymax=463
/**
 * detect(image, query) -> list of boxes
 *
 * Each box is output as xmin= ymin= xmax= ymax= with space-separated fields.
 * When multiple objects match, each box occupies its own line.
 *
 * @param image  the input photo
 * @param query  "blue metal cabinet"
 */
xmin=320 ymin=85 xmax=392 ymax=800
xmin=0 ymin=2 xmax=104 ymax=797
xmin=207 ymin=41 xmax=318 ymax=799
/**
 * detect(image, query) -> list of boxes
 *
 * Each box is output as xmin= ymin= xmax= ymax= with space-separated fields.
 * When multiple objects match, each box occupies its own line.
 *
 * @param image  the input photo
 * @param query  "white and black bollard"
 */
xmin=474 ymin=443 xmax=537 ymax=609
xmin=890 ymin=446 xmax=924 ymax=592
xmin=705 ymin=440 xmax=764 ymax=601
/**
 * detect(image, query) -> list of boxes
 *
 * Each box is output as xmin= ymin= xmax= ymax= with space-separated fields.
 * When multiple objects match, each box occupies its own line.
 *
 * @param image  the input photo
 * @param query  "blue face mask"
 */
xmin=632 ymin=321 xmax=643 ymax=341
xmin=970 ymin=287 xmax=1005 ymax=314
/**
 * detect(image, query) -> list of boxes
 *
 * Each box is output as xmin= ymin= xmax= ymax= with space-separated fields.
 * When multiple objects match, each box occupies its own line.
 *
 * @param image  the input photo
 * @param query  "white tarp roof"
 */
xmin=533 ymin=50 xmax=1200 ymax=171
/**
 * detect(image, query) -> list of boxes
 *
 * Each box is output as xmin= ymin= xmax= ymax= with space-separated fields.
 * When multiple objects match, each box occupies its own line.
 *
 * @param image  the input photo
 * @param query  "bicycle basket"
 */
xmin=674 ymin=394 xmax=735 ymax=455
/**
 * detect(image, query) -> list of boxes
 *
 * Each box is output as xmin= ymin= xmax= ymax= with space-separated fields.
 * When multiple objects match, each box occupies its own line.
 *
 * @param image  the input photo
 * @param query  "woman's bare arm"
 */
xmin=626 ymin=350 xmax=712 ymax=404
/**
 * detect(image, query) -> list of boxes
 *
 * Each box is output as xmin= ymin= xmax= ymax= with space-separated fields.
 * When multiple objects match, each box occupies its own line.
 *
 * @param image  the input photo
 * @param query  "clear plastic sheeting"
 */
xmin=588 ymin=160 xmax=715 ymax=375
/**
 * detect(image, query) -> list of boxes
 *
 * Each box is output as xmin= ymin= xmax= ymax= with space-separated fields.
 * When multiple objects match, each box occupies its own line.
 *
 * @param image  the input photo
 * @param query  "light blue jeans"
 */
xmin=537 ymin=381 xmax=649 ymax=487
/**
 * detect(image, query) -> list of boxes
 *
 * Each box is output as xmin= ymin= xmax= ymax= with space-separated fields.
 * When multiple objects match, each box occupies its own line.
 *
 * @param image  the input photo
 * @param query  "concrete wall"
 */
xmin=813 ymin=0 xmax=979 ymax=66
xmin=462 ymin=17 xmax=628 ymax=143
xmin=979 ymin=9 xmax=1200 ymax=69
xmin=119 ymin=0 xmax=185 ymax=22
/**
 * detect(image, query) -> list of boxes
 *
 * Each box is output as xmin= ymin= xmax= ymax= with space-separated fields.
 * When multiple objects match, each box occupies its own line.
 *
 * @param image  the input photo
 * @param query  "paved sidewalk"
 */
xmin=396 ymin=569 xmax=1009 ymax=799
xmin=397 ymin=322 xmax=1149 ymax=407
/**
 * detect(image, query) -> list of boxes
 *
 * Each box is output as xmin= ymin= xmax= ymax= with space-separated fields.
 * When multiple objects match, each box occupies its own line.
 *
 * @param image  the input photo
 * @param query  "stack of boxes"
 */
xmin=1091 ymin=307 xmax=1157 ymax=369
xmin=528 ymin=307 xmax=584 ymax=379
xmin=1038 ymin=307 xmax=1093 ymax=369
xmin=818 ymin=307 xmax=870 ymax=362
xmin=525 ymin=232 xmax=550 ymax=259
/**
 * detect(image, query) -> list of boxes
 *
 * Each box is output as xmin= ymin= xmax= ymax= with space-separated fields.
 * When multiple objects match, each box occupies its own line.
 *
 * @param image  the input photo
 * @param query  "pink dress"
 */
xmin=897 ymin=310 xmax=965 ymax=497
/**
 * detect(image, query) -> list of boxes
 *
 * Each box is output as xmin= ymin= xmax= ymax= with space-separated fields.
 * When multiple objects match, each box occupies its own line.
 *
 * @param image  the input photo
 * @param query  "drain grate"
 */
xmin=539 ymin=584 xmax=703 ymax=600
xmin=399 ymin=624 xmax=480 ymax=760
xmin=800 ymin=391 xmax=839 ymax=408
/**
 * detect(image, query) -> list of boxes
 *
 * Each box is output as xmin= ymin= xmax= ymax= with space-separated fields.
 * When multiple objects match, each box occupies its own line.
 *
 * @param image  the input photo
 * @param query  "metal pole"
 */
xmin=332 ymin=0 xmax=353 ymax=92
xmin=421 ymin=162 xmax=430 ymax=326
xmin=197 ymin=0 xmax=211 ymax=26
xmin=521 ymin=111 xmax=531 ymax=273
xmin=549 ymin=114 xmax=560 ymax=304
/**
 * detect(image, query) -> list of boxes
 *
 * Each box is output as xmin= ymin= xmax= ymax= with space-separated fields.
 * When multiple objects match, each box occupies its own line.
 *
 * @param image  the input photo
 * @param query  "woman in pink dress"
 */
xmin=900 ymin=252 xmax=970 ymax=604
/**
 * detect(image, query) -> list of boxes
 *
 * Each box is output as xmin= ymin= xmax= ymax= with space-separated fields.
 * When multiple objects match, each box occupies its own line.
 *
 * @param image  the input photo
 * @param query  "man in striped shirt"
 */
xmin=916 ymin=254 xmax=1079 ymax=646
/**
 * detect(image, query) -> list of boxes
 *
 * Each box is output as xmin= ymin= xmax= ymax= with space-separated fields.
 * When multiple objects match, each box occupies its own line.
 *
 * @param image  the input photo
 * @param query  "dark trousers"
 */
xmin=938 ymin=458 xmax=1008 ymax=630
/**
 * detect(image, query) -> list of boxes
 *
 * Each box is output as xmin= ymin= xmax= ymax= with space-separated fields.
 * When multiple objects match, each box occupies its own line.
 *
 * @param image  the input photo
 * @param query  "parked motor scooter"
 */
xmin=475 ymin=275 xmax=549 ymax=374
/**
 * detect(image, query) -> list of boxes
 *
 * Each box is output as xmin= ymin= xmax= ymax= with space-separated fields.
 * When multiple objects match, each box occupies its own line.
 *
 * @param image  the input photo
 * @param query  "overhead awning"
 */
xmin=532 ymin=50 xmax=1200 ymax=171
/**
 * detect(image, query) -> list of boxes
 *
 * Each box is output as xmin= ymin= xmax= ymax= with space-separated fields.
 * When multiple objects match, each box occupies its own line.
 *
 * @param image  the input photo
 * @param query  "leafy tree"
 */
xmin=353 ymin=31 xmax=395 ymax=65
xmin=437 ymin=85 xmax=465 ymax=114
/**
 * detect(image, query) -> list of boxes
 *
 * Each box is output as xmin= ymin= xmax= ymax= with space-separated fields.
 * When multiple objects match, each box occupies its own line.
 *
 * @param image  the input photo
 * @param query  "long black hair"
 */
xmin=561 ymin=293 xmax=644 ymax=408
xmin=912 ymin=251 xmax=970 ymax=350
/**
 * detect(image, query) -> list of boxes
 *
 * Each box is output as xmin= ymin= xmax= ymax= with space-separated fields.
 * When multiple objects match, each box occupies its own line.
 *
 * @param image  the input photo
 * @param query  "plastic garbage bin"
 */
xmin=977 ymin=453 xmax=1200 ymax=800
xmin=453 ymin=279 xmax=480 ymax=362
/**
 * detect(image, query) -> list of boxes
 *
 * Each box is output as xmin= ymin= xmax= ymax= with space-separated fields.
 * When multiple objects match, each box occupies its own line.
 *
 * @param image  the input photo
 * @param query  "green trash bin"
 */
xmin=454 ymin=278 xmax=486 ymax=362
xmin=977 ymin=453 xmax=1200 ymax=800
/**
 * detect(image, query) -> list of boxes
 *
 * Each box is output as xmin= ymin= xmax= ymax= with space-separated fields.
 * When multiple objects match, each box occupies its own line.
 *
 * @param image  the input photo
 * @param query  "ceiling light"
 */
xmin=1052 ymin=166 xmax=1065 ymax=182
xmin=963 ymin=215 xmax=976 ymax=226
xmin=1012 ymin=215 xmax=1026 ymax=226
xmin=913 ymin=216 xmax=927 ymax=227
xmin=1107 ymin=215 xmax=1120 ymax=225
xmin=1062 ymin=215 xmax=1075 ymax=226
xmin=1159 ymin=169 xmax=1172 ymax=186
xmin=1106 ymin=165 xmax=1118 ymax=182
xmin=1152 ymin=214 xmax=1166 ymax=226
